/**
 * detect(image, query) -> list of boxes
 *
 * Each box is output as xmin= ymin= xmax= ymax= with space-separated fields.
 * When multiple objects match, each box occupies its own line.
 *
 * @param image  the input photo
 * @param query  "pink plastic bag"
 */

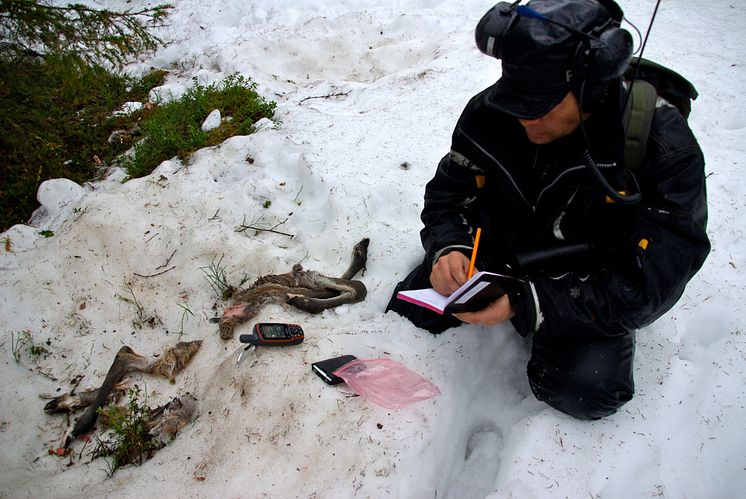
xmin=333 ymin=358 xmax=441 ymax=410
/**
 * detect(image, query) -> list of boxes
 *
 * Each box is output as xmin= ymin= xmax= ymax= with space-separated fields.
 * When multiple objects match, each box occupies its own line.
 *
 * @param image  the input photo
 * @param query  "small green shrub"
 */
xmin=123 ymin=74 xmax=276 ymax=178
xmin=97 ymin=385 xmax=156 ymax=471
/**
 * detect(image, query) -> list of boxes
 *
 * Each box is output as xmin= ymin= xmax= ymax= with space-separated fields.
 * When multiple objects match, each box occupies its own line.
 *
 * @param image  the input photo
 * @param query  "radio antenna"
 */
xmin=622 ymin=0 xmax=663 ymax=111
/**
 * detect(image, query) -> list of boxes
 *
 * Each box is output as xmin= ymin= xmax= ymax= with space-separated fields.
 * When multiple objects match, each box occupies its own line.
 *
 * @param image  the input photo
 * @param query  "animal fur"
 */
xmin=50 ymin=341 xmax=202 ymax=447
xmin=44 ymin=379 xmax=129 ymax=415
xmin=217 ymin=237 xmax=369 ymax=339
xmin=146 ymin=395 xmax=198 ymax=447
xmin=93 ymin=394 xmax=198 ymax=467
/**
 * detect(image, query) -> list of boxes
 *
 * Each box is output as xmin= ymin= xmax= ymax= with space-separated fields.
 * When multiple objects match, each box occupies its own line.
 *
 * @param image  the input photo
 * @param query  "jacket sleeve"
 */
xmin=516 ymin=104 xmax=710 ymax=337
xmin=420 ymin=151 xmax=483 ymax=266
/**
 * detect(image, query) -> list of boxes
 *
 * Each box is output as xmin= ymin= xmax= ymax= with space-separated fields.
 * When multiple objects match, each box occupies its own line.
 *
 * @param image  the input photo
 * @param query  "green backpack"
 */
xmin=622 ymin=57 xmax=699 ymax=172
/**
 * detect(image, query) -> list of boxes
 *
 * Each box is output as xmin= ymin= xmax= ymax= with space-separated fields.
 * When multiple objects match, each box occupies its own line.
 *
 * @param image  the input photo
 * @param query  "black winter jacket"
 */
xmin=420 ymin=81 xmax=710 ymax=337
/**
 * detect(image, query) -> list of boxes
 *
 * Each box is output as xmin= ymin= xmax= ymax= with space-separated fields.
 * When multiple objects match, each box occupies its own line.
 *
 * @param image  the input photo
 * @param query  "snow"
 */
xmin=200 ymin=109 xmax=222 ymax=132
xmin=1 ymin=0 xmax=745 ymax=497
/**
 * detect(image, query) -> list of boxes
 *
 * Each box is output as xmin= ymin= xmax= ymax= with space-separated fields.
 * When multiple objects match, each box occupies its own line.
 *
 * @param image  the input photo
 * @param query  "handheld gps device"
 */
xmin=239 ymin=323 xmax=304 ymax=346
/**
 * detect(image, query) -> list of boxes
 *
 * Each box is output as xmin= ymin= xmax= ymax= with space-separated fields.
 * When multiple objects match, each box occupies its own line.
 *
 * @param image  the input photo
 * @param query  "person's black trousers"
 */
xmin=386 ymin=259 xmax=635 ymax=420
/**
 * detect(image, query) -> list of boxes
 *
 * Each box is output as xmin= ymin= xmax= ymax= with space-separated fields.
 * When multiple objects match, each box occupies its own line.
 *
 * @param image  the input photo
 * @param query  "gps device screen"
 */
xmin=261 ymin=324 xmax=290 ymax=339
xmin=239 ymin=323 xmax=304 ymax=346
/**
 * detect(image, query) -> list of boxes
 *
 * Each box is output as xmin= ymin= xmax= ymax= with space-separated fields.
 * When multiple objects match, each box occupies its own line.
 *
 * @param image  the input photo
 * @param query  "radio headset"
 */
xmin=476 ymin=0 xmax=664 ymax=205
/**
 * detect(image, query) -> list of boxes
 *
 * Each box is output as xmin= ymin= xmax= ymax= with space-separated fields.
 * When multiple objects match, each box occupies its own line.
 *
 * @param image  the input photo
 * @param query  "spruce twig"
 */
xmin=0 ymin=1 xmax=173 ymax=68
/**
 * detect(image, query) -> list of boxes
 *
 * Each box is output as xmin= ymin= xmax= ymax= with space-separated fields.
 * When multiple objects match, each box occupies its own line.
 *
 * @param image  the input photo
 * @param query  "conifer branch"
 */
xmin=0 ymin=0 xmax=173 ymax=67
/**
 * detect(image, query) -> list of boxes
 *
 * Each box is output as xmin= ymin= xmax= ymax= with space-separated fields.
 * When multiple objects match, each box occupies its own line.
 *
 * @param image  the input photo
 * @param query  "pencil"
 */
xmin=467 ymin=227 xmax=482 ymax=280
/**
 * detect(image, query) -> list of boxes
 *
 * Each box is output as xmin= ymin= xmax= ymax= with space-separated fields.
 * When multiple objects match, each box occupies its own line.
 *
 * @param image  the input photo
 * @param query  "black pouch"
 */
xmin=311 ymin=355 xmax=358 ymax=385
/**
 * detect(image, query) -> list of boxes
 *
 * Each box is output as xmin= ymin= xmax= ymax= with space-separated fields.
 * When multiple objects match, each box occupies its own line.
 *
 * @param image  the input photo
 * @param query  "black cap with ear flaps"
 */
xmin=475 ymin=0 xmax=632 ymax=119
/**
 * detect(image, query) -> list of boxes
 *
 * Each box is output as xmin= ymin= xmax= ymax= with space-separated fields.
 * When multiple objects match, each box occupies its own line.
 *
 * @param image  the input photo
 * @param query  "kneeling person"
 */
xmin=387 ymin=0 xmax=709 ymax=420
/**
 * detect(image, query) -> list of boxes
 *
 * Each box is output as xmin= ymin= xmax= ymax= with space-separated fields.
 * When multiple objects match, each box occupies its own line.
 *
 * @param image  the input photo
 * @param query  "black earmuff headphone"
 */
xmin=576 ymin=18 xmax=633 ymax=81
xmin=474 ymin=2 xmax=518 ymax=61
xmin=475 ymin=0 xmax=633 ymax=83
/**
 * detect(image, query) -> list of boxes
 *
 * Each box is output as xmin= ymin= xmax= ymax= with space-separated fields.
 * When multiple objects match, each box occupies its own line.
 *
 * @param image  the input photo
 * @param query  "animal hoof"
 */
xmin=44 ymin=398 xmax=64 ymax=415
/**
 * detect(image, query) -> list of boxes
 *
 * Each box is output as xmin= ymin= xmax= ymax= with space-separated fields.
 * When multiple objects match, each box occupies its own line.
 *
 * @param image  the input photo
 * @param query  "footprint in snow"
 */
xmin=445 ymin=421 xmax=503 ymax=498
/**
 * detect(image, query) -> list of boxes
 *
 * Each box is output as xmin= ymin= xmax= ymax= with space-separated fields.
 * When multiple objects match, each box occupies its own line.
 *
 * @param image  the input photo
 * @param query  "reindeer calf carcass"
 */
xmin=216 ymin=238 xmax=369 ymax=339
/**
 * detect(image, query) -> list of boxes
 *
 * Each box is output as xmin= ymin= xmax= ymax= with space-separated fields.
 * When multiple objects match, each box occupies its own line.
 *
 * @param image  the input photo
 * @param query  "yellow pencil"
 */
xmin=467 ymin=227 xmax=482 ymax=280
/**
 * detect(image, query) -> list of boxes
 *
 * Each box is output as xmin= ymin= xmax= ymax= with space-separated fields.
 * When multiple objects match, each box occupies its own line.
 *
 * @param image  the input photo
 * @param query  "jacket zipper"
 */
xmin=461 ymin=130 xmax=532 ymax=208
xmin=460 ymin=129 xmax=616 ymax=211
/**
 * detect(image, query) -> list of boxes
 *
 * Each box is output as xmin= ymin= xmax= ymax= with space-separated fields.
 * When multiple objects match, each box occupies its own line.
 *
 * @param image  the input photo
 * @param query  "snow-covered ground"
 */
xmin=1 ymin=0 xmax=745 ymax=497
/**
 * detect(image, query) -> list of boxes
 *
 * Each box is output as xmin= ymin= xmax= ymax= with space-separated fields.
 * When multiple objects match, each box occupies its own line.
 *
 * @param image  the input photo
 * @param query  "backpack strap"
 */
xmin=624 ymin=57 xmax=698 ymax=119
xmin=622 ymin=79 xmax=657 ymax=173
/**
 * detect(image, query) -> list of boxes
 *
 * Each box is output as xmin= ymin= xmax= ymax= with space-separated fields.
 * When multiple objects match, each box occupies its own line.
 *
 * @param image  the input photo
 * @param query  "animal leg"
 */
xmin=44 ymin=378 xmax=129 ymax=415
xmin=340 ymin=238 xmax=370 ymax=280
xmin=218 ymin=302 xmax=264 ymax=340
xmin=215 ymin=238 xmax=370 ymax=336
xmin=218 ymin=282 xmax=305 ymax=339
xmin=67 ymin=347 xmax=150 ymax=445
xmin=287 ymin=273 xmax=368 ymax=314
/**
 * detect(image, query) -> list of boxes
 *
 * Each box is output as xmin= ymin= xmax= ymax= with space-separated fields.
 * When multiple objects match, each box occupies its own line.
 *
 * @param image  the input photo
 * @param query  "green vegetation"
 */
xmin=0 ymin=2 xmax=275 ymax=232
xmin=8 ymin=329 xmax=49 ymax=361
xmin=0 ymin=53 xmax=167 ymax=231
xmin=123 ymin=74 xmax=276 ymax=179
xmin=10 ymin=330 xmax=32 ymax=362
xmin=96 ymin=385 xmax=156 ymax=473
xmin=200 ymin=254 xmax=246 ymax=300
xmin=0 ymin=1 xmax=172 ymax=231
xmin=0 ymin=1 xmax=171 ymax=68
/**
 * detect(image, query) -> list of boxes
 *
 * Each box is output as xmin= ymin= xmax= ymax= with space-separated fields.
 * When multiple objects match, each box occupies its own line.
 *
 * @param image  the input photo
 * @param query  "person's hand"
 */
xmin=430 ymin=251 xmax=471 ymax=296
xmin=453 ymin=294 xmax=515 ymax=327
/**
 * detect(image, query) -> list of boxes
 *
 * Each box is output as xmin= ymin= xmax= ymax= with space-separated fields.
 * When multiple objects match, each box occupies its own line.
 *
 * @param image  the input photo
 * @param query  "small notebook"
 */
xmin=396 ymin=271 xmax=524 ymax=315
